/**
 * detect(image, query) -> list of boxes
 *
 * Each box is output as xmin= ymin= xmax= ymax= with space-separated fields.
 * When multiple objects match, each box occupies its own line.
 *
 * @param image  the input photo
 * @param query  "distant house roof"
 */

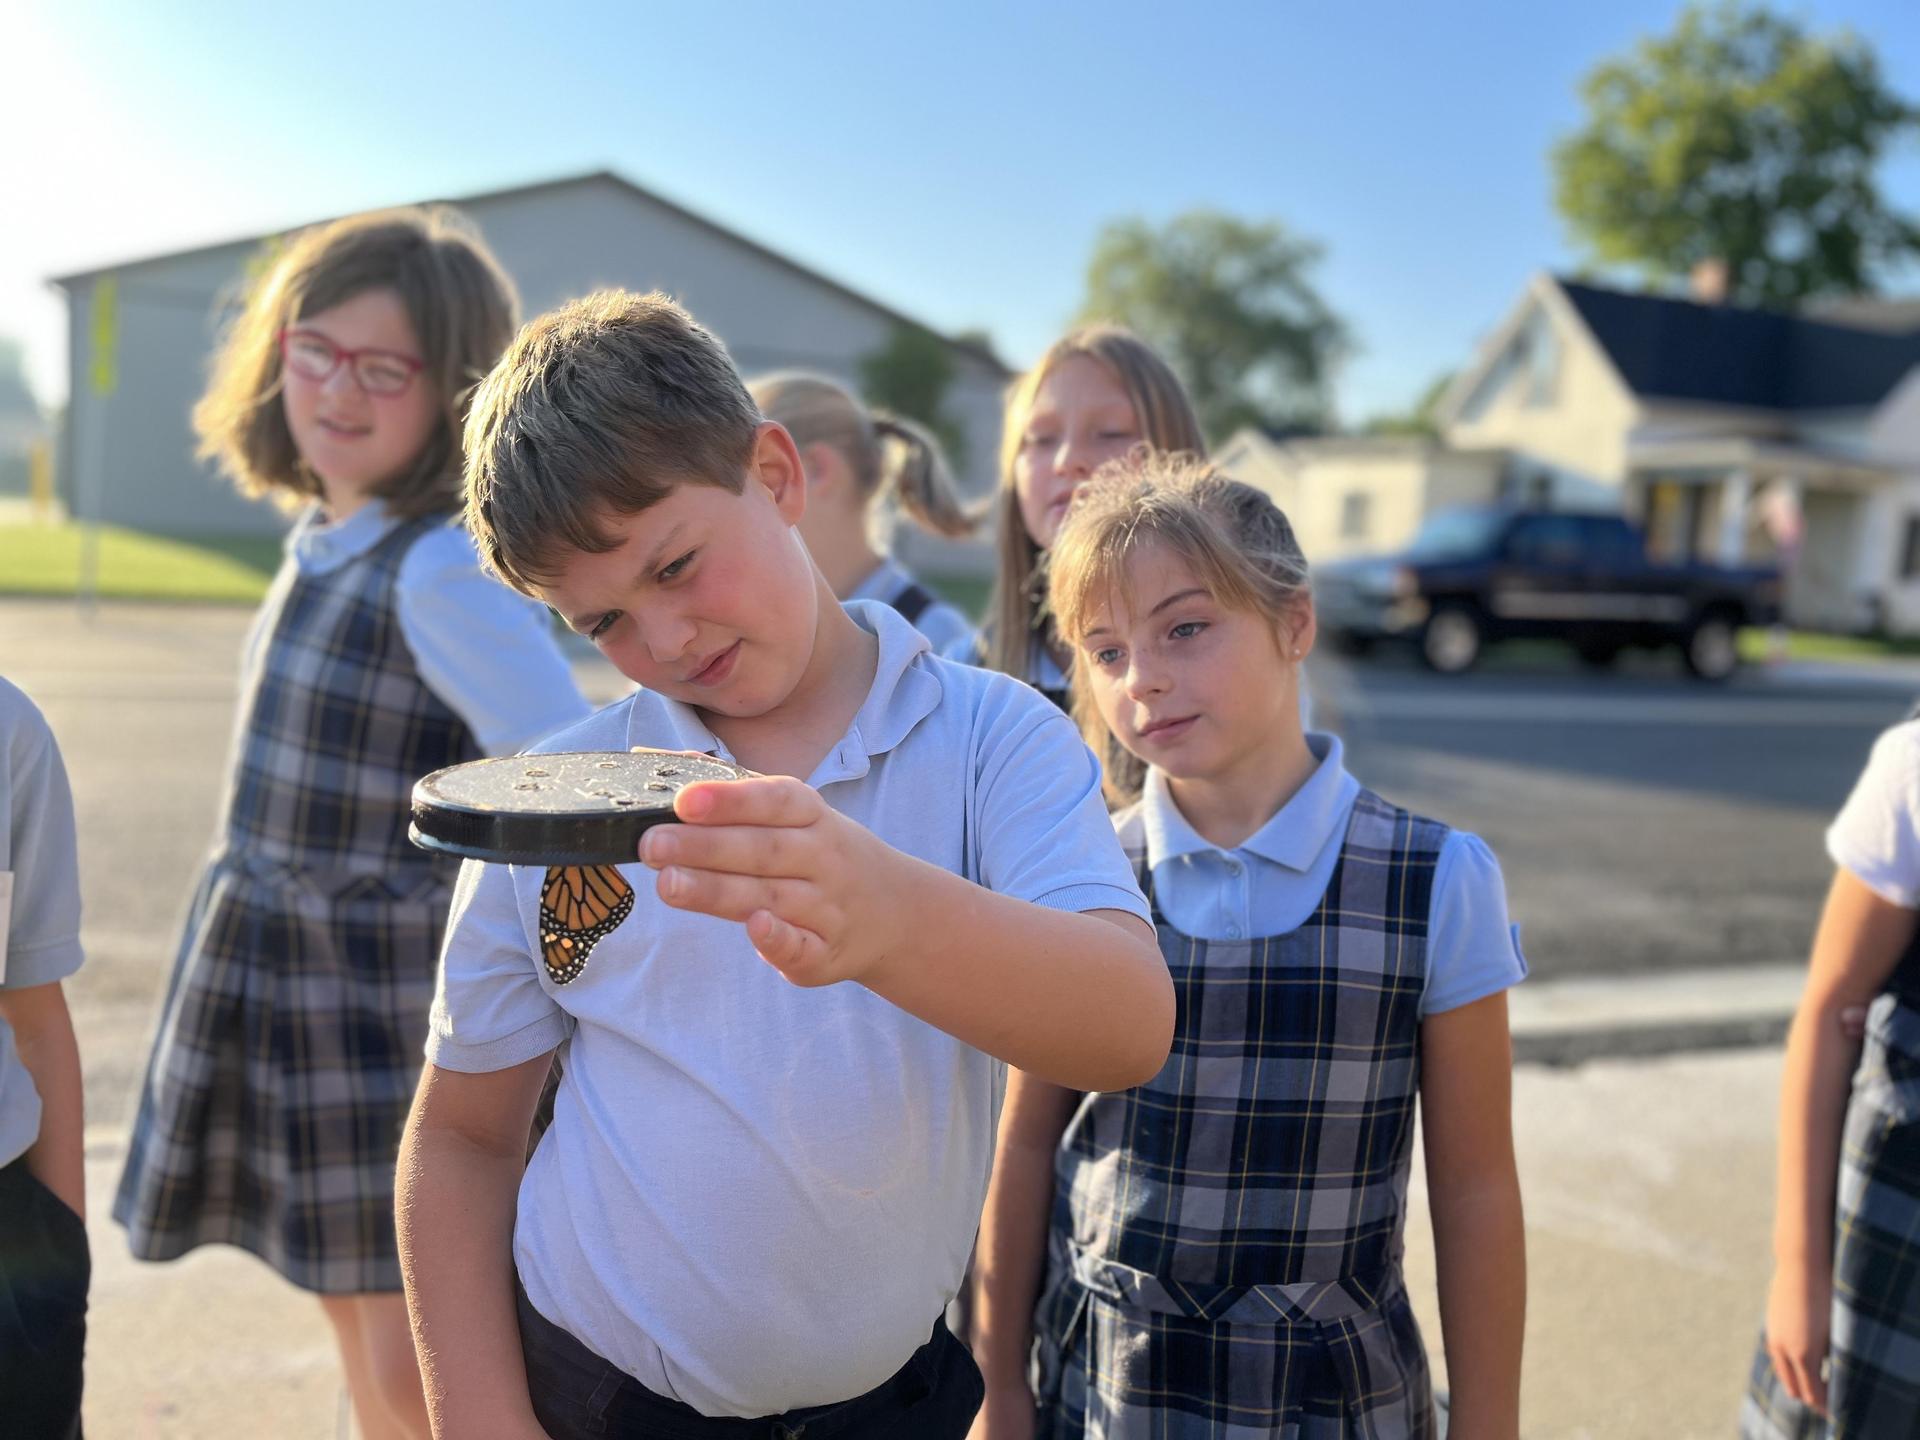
xmin=1557 ymin=278 xmax=1920 ymax=411
xmin=47 ymin=169 xmax=1008 ymax=377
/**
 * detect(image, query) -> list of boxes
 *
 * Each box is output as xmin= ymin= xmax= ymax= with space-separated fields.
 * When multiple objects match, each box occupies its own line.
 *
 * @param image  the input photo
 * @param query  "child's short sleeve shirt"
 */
xmin=1828 ymin=719 xmax=1920 ymax=908
xmin=425 ymin=601 xmax=1148 ymax=1417
xmin=0 ymin=679 xmax=85 ymax=1169
xmin=1139 ymin=736 xmax=1526 ymax=1016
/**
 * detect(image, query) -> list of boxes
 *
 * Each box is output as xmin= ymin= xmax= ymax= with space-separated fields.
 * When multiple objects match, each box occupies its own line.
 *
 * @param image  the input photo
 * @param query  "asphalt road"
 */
xmin=1317 ymin=646 xmax=1914 ymax=978
xmin=5 ymin=598 xmax=1910 ymax=1128
xmin=2 ymin=598 xmax=1884 ymax=1438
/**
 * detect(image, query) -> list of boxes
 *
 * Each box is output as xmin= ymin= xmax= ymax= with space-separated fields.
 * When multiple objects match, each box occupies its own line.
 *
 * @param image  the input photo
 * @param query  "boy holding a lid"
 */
xmin=396 ymin=290 xmax=1174 ymax=1440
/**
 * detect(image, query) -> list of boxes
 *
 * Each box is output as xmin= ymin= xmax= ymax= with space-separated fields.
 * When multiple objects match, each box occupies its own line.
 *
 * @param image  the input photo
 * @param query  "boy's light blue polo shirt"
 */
xmin=0 ymin=679 xmax=86 ymax=1170
xmin=426 ymin=600 xmax=1149 ymax=1418
xmin=1138 ymin=733 xmax=1527 ymax=1015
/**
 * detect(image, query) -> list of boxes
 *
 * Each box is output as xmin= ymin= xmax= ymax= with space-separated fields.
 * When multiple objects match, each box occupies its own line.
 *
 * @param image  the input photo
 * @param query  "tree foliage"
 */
xmin=857 ymin=324 xmax=968 ymax=466
xmin=1361 ymin=371 xmax=1455 ymax=439
xmin=1553 ymin=2 xmax=1920 ymax=307
xmin=1078 ymin=211 xmax=1349 ymax=443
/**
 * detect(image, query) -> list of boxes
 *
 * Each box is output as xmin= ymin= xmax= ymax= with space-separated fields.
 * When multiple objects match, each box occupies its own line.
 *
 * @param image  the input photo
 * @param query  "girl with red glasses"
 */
xmin=113 ymin=206 xmax=590 ymax=1440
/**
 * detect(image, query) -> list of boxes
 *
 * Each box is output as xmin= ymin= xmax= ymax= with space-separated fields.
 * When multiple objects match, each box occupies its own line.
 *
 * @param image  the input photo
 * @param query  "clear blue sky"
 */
xmin=4 ymin=0 xmax=1918 ymax=423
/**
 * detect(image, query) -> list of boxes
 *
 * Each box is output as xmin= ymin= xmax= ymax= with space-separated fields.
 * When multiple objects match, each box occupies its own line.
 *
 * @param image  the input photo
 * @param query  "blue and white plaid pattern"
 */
xmin=1742 ymin=987 xmax=1920 ymax=1439
xmin=114 ymin=515 xmax=480 ymax=1293
xmin=1035 ymin=790 xmax=1446 ymax=1438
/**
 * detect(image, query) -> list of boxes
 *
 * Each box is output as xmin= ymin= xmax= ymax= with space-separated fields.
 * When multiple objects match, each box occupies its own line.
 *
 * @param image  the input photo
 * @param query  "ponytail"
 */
xmin=871 ymin=411 xmax=974 ymax=539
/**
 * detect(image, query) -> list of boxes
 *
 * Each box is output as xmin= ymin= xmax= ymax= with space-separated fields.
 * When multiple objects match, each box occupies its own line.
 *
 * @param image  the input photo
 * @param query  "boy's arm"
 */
xmin=1420 ymin=992 xmax=1525 ymax=1440
xmin=969 ymin=1071 xmax=1078 ymax=1435
xmin=397 ymin=1052 xmax=556 ymax=1440
xmin=0 ymin=982 xmax=83 ymax=1215
xmin=644 ymin=777 xmax=1172 ymax=1091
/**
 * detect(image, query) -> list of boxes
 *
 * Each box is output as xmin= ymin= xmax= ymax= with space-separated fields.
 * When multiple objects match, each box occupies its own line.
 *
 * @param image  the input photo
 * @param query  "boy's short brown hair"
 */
xmin=463 ymin=289 xmax=761 ymax=593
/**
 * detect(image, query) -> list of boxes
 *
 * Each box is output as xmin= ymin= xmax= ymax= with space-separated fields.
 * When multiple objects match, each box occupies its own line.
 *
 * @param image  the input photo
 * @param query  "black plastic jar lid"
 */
xmin=408 ymin=750 xmax=749 ymax=866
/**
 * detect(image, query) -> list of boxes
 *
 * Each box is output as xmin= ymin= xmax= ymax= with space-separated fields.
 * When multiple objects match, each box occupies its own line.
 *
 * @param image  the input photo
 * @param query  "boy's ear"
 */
xmin=748 ymin=421 xmax=808 ymax=524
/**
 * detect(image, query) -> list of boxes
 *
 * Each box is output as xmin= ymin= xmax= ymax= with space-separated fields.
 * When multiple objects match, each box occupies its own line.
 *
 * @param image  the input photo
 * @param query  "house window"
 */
xmin=1902 ymin=517 xmax=1920 ymax=580
xmin=1459 ymin=303 xmax=1560 ymax=421
xmin=1524 ymin=309 xmax=1560 ymax=407
xmin=1340 ymin=492 xmax=1372 ymax=541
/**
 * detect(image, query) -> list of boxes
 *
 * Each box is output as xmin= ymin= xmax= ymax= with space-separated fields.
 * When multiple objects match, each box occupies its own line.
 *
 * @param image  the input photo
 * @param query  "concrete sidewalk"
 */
xmin=75 ymin=965 xmax=1803 ymax=1440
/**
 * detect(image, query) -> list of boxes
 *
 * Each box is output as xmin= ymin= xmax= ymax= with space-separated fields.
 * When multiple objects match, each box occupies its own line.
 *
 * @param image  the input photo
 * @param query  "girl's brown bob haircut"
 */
xmin=1048 ymin=452 xmax=1311 ymax=804
xmin=192 ymin=205 xmax=518 ymax=519
xmin=983 ymin=325 xmax=1205 ymax=678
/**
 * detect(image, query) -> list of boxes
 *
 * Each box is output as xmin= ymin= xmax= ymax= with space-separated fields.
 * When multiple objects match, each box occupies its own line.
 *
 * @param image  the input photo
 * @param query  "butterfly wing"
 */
xmin=538 ymin=864 xmax=635 ymax=985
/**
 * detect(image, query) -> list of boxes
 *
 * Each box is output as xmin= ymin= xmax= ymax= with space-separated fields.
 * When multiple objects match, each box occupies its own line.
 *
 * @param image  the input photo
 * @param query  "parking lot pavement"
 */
xmin=0 ymin=600 xmax=1831 ymax=1436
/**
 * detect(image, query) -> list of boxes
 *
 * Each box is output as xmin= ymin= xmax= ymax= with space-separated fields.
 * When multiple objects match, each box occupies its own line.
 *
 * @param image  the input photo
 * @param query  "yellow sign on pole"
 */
xmin=90 ymin=275 xmax=118 ymax=398
xmin=29 ymin=439 xmax=53 ymax=523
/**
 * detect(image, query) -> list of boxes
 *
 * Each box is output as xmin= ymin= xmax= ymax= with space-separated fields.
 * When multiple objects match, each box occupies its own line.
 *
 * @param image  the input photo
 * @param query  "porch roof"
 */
xmin=1626 ymin=434 xmax=1905 ymax=484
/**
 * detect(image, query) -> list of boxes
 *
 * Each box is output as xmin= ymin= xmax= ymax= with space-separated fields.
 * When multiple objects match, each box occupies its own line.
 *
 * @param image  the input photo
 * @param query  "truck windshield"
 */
xmin=1407 ymin=508 xmax=1505 ymax=562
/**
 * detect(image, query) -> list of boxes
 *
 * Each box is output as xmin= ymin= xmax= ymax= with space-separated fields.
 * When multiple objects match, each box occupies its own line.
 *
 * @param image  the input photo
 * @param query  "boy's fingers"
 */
xmin=655 ymin=866 xmax=826 ymax=930
xmin=749 ymin=911 xmax=834 ymax=984
xmin=674 ymin=774 xmax=817 ymax=827
xmin=640 ymin=823 xmax=811 ymax=879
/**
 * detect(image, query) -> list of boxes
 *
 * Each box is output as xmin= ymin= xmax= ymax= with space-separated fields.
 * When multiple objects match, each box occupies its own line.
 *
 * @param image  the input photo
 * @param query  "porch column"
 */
xmin=1717 ymin=469 xmax=1753 ymax=565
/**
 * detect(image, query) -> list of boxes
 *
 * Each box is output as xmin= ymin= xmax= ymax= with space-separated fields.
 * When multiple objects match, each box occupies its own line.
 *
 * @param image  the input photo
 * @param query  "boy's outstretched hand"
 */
xmin=638 ymin=773 xmax=902 ymax=988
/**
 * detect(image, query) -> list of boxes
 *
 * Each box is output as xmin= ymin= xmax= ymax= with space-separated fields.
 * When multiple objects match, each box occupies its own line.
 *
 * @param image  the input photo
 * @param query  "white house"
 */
xmin=48 ymin=171 xmax=1010 ymax=577
xmin=1224 ymin=272 xmax=1920 ymax=634
xmin=1439 ymin=273 xmax=1920 ymax=633
xmin=1214 ymin=430 xmax=1507 ymax=566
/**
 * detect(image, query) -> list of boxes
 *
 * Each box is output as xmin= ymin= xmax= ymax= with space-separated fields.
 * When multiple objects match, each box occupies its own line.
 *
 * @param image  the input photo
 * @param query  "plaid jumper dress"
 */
xmin=1741 ymin=935 xmax=1920 ymax=1438
xmin=113 ymin=512 xmax=480 ymax=1293
xmin=1035 ymin=790 xmax=1445 ymax=1440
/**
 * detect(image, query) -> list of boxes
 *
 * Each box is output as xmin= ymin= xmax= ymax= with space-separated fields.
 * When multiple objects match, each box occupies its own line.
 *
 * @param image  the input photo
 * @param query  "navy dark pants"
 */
xmin=517 ymin=1280 xmax=983 ymax=1439
xmin=0 ymin=1156 xmax=88 ymax=1439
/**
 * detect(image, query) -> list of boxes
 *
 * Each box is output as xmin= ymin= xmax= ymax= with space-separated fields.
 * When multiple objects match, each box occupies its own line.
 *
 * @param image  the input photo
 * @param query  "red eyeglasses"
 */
xmin=278 ymin=328 xmax=427 ymax=397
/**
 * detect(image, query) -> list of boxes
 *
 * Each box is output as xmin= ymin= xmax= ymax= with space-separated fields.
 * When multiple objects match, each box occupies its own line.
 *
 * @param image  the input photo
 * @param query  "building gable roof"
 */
xmin=1555 ymin=278 xmax=1920 ymax=412
xmin=48 ymin=169 xmax=1007 ymax=377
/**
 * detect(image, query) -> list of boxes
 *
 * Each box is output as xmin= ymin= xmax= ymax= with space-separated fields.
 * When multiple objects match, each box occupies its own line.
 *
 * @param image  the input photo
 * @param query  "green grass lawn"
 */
xmin=1737 ymin=628 xmax=1920 ymax=663
xmin=0 ymin=522 xmax=281 ymax=603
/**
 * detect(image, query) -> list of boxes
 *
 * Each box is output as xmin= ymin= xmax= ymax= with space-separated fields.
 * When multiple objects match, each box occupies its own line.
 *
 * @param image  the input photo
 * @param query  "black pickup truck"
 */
xmin=1315 ymin=507 xmax=1782 ymax=680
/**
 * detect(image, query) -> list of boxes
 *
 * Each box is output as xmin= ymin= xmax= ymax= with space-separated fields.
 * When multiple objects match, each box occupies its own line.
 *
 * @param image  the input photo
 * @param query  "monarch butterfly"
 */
xmin=539 ymin=864 xmax=635 ymax=985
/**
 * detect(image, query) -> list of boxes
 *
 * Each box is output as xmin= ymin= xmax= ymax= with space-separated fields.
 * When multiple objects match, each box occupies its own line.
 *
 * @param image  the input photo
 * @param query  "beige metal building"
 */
xmin=49 ymin=171 xmax=1009 ymax=575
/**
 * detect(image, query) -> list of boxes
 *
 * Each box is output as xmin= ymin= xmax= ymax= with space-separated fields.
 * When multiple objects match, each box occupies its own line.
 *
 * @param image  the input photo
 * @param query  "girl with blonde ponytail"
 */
xmin=749 ymin=370 xmax=979 ymax=657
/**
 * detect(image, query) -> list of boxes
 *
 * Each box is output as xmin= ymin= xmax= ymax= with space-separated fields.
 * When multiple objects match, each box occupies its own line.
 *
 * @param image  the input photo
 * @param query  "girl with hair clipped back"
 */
xmin=749 ymin=370 xmax=979 ymax=658
xmin=968 ymin=456 xmax=1528 ymax=1440
xmin=113 ymin=206 xmax=589 ymax=1440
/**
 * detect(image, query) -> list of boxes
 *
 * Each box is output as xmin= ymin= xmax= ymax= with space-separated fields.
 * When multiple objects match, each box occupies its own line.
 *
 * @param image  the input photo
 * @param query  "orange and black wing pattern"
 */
xmin=538 ymin=864 xmax=635 ymax=985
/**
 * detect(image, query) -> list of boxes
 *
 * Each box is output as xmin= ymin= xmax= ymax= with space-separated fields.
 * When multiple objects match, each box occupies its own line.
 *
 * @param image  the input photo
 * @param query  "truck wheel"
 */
xmin=1682 ymin=613 xmax=1740 ymax=682
xmin=1421 ymin=604 xmax=1482 ymax=674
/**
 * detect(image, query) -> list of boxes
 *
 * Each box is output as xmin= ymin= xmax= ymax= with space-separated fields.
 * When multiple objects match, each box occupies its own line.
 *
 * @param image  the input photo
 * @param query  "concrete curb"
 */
xmin=1510 ymin=963 xmax=1800 ymax=1067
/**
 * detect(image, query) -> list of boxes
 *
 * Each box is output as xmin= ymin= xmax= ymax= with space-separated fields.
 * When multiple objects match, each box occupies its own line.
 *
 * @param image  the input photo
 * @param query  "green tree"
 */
xmin=1077 ymin=211 xmax=1349 ymax=443
xmin=857 ymin=324 xmax=967 ymax=466
xmin=1362 ymin=371 xmax=1455 ymax=439
xmin=1553 ymin=2 xmax=1920 ymax=307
